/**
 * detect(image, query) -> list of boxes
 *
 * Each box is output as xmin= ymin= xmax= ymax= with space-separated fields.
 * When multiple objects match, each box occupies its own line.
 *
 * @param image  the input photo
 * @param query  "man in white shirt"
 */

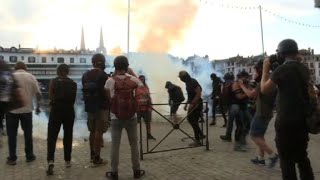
xmin=6 ymin=61 xmax=41 ymax=165
xmin=105 ymin=56 xmax=145 ymax=180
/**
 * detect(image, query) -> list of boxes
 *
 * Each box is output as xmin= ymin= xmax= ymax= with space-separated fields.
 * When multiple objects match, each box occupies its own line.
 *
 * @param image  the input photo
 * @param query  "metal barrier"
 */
xmin=139 ymin=102 xmax=209 ymax=160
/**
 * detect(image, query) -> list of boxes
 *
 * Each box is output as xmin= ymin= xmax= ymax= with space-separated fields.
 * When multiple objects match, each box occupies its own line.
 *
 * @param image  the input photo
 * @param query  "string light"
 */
xmin=199 ymin=0 xmax=320 ymax=28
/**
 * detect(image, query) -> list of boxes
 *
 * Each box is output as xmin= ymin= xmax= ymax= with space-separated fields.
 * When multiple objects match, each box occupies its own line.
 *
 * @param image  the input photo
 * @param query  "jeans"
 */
xmin=225 ymin=104 xmax=240 ymax=137
xmin=110 ymin=118 xmax=140 ymax=172
xmin=6 ymin=112 xmax=34 ymax=160
xmin=47 ymin=106 xmax=75 ymax=162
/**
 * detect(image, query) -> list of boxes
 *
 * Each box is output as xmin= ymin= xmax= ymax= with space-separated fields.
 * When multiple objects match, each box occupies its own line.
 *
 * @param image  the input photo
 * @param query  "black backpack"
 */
xmin=174 ymin=86 xmax=185 ymax=103
xmin=51 ymin=77 xmax=77 ymax=106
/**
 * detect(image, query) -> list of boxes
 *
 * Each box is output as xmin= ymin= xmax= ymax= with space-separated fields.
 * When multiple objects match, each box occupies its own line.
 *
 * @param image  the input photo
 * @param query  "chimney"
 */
xmin=312 ymin=49 xmax=314 ymax=56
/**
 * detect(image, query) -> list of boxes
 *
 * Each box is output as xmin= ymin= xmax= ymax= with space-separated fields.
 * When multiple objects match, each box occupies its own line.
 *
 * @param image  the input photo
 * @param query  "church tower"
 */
xmin=96 ymin=27 xmax=107 ymax=54
xmin=80 ymin=26 xmax=86 ymax=51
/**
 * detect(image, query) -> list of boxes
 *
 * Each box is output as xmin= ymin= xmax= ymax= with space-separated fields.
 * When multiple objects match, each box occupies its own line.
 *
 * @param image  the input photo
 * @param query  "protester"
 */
xmin=6 ymin=61 xmax=41 ymax=165
xmin=82 ymin=53 xmax=109 ymax=165
xmin=46 ymin=64 xmax=77 ymax=175
xmin=105 ymin=55 xmax=145 ymax=180
xmin=178 ymin=70 xmax=205 ymax=147
xmin=261 ymin=39 xmax=314 ymax=179
xmin=165 ymin=81 xmax=185 ymax=124
xmin=238 ymin=60 xmax=278 ymax=167
xmin=136 ymin=75 xmax=156 ymax=140
xmin=209 ymin=73 xmax=227 ymax=127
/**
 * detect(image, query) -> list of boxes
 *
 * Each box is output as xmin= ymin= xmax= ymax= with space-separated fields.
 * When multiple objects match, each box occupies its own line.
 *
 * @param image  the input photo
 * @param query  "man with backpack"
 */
xmin=261 ymin=39 xmax=314 ymax=179
xmin=105 ymin=55 xmax=145 ymax=180
xmin=82 ymin=53 xmax=109 ymax=165
xmin=178 ymin=70 xmax=205 ymax=147
xmin=6 ymin=61 xmax=41 ymax=165
xmin=209 ymin=73 xmax=227 ymax=127
xmin=46 ymin=64 xmax=77 ymax=175
xmin=135 ymin=75 xmax=156 ymax=140
xmin=165 ymin=81 xmax=185 ymax=124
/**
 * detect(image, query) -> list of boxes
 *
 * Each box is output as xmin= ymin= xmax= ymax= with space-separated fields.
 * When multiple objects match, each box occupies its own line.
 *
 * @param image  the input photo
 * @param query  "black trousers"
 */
xmin=212 ymin=98 xmax=227 ymax=125
xmin=47 ymin=106 xmax=75 ymax=162
xmin=6 ymin=112 xmax=34 ymax=160
xmin=276 ymin=129 xmax=314 ymax=180
xmin=187 ymin=103 xmax=204 ymax=141
xmin=0 ymin=112 xmax=4 ymax=130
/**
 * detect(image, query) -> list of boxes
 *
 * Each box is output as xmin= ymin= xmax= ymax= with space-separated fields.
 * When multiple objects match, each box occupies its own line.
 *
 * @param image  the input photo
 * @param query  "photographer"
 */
xmin=261 ymin=39 xmax=314 ymax=179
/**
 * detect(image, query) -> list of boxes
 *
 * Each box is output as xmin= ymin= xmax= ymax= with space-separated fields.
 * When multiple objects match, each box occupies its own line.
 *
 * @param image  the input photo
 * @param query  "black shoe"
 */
xmin=106 ymin=171 xmax=118 ymax=180
xmin=26 ymin=155 xmax=36 ymax=162
xmin=46 ymin=164 xmax=54 ymax=176
xmin=222 ymin=124 xmax=227 ymax=128
xmin=251 ymin=157 xmax=266 ymax=166
xmin=209 ymin=121 xmax=216 ymax=126
xmin=93 ymin=157 xmax=107 ymax=166
xmin=147 ymin=134 xmax=156 ymax=140
xmin=133 ymin=169 xmax=145 ymax=179
xmin=220 ymin=135 xmax=232 ymax=142
xmin=6 ymin=157 xmax=16 ymax=166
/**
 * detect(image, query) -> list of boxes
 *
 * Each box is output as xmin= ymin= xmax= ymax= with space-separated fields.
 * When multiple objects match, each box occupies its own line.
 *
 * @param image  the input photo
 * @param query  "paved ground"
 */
xmin=0 ymin=115 xmax=320 ymax=180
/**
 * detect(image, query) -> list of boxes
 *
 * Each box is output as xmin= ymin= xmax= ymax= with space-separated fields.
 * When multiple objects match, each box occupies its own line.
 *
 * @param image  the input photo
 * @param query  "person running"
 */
xmin=46 ymin=64 xmax=77 ymax=175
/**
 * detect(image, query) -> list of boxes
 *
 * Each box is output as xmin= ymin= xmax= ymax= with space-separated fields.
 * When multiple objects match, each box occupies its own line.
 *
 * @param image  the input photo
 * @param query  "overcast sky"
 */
xmin=0 ymin=0 xmax=319 ymax=59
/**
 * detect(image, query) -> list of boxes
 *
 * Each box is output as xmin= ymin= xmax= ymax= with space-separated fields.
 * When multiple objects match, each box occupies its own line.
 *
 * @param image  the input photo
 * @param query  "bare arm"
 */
xmin=261 ymin=58 xmax=276 ymax=94
xmin=238 ymin=80 xmax=257 ymax=98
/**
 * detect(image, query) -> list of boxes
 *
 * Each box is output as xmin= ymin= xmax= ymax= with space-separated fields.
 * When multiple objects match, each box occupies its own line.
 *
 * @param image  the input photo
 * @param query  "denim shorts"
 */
xmin=250 ymin=116 xmax=271 ymax=137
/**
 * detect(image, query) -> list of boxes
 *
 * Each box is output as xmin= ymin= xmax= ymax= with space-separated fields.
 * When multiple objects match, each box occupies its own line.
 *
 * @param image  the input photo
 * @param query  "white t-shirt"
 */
xmin=10 ymin=70 xmax=41 ymax=114
xmin=105 ymin=73 xmax=143 ymax=119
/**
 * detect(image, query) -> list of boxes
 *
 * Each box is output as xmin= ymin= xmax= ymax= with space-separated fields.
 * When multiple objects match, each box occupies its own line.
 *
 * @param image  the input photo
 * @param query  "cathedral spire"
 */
xmin=96 ymin=26 xmax=107 ymax=54
xmin=80 ymin=26 xmax=85 ymax=51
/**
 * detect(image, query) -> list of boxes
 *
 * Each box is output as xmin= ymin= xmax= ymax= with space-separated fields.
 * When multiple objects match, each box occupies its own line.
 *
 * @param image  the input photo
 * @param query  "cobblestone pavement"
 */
xmin=0 ymin=116 xmax=319 ymax=180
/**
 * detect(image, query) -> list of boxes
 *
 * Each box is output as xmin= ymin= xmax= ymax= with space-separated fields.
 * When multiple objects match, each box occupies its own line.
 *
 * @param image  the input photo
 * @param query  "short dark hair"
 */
xmin=113 ymin=55 xmax=129 ymax=71
xmin=57 ymin=64 xmax=69 ymax=76
xmin=91 ymin=53 xmax=106 ymax=68
xmin=14 ymin=61 xmax=27 ymax=70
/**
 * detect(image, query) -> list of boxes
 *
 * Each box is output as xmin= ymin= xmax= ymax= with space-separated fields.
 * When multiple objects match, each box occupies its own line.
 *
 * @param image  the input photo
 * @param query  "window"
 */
xmin=41 ymin=57 xmax=46 ymax=63
xmin=28 ymin=57 xmax=36 ymax=63
xmin=317 ymin=57 xmax=319 ymax=61
xmin=0 ymin=56 xmax=3 ymax=60
xmin=80 ymin=58 xmax=86 ymax=63
xmin=57 ymin=57 xmax=64 ymax=63
xmin=51 ymin=57 xmax=54 ymax=61
xmin=21 ymin=56 xmax=24 ymax=60
xmin=232 ymin=67 xmax=234 ymax=71
xmin=70 ymin=58 xmax=74 ymax=63
xmin=9 ymin=56 xmax=17 ymax=63
xmin=249 ymin=68 xmax=252 ymax=73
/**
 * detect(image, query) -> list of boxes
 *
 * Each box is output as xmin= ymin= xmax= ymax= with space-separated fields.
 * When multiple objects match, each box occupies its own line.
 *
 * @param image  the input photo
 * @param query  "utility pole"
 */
xmin=259 ymin=5 xmax=265 ymax=56
xmin=127 ymin=0 xmax=131 ymax=55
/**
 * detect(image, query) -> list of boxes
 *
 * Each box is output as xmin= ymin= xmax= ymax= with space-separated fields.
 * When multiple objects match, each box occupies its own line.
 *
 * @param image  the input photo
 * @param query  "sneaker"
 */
xmin=133 ymin=169 xmax=145 ymax=179
xmin=6 ymin=158 xmax=17 ymax=166
xmin=106 ymin=171 xmax=118 ymax=180
xmin=188 ymin=141 xmax=201 ymax=147
xmin=220 ymin=135 xmax=232 ymax=142
xmin=93 ymin=157 xmax=107 ymax=166
xmin=251 ymin=157 xmax=266 ymax=165
xmin=65 ymin=161 xmax=72 ymax=168
xmin=268 ymin=154 xmax=279 ymax=168
xmin=147 ymin=134 xmax=156 ymax=140
xmin=209 ymin=121 xmax=216 ymax=126
xmin=26 ymin=155 xmax=36 ymax=163
xmin=46 ymin=164 xmax=54 ymax=176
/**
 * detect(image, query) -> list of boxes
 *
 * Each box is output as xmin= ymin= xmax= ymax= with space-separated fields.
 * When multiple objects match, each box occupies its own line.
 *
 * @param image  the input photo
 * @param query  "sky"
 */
xmin=0 ymin=0 xmax=319 ymax=59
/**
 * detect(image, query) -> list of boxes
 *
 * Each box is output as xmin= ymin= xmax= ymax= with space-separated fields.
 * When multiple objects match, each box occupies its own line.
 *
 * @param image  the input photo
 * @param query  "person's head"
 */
xmin=139 ymin=75 xmax=146 ymax=85
xmin=253 ymin=59 xmax=263 ymax=82
xmin=57 ymin=63 xmax=69 ymax=77
xmin=237 ymin=70 xmax=249 ymax=80
xmin=91 ymin=53 xmax=106 ymax=70
xmin=276 ymin=39 xmax=299 ymax=60
xmin=14 ymin=61 xmax=27 ymax=71
xmin=210 ymin=73 xmax=217 ymax=80
xmin=178 ymin=70 xmax=191 ymax=83
xmin=165 ymin=81 xmax=172 ymax=89
xmin=223 ymin=72 xmax=234 ymax=81
xmin=113 ymin=55 xmax=129 ymax=72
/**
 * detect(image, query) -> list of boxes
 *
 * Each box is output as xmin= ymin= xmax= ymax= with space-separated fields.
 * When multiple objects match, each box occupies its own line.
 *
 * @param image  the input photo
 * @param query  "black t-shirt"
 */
xmin=271 ymin=60 xmax=309 ymax=129
xmin=211 ymin=78 xmax=222 ymax=97
xmin=185 ymin=78 xmax=202 ymax=103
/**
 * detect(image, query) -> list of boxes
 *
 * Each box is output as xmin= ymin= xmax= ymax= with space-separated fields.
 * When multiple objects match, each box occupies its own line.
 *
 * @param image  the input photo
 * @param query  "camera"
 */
xmin=269 ymin=54 xmax=285 ymax=71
